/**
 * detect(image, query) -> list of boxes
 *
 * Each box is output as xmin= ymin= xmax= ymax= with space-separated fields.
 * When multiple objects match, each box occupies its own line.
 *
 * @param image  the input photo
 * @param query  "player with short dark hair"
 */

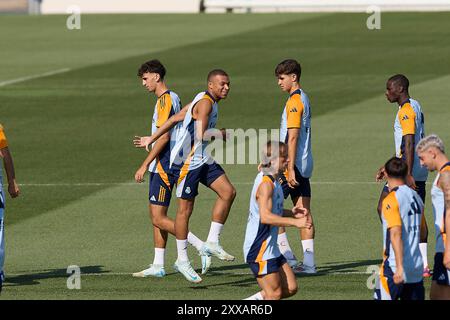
xmin=137 ymin=69 xmax=236 ymax=283
xmin=376 ymin=74 xmax=430 ymax=277
xmin=274 ymin=59 xmax=315 ymax=274
xmin=132 ymin=60 xmax=211 ymax=278
xmin=374 ymin=157 xmax=425 ymax=300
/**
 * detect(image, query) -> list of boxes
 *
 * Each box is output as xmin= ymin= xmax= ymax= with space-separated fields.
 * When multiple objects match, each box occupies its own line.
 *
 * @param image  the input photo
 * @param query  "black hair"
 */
xmin=275 ymin=59 xmax=301 ymax=82
xmin=137 ymin=59 xmax=166 ymax=80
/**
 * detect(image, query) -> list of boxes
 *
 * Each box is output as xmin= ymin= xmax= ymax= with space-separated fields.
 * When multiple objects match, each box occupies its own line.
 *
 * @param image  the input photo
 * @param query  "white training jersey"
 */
xmin=393 ymin=98 xmax=428 ymax=182
xmin=170 ymin=91 xmax=218 ymax=171
xmin=431 ymin=162 xmax=450 ymax=253
xmin=243 ymin=172 xmax=284 ymax=263
xmin=148 ymin=90 xmax=182 ymax=174
xmin=279 ymin=88 xmax=313 ymax=178
xmin=380 ymin=185 xmax=424 ymax=283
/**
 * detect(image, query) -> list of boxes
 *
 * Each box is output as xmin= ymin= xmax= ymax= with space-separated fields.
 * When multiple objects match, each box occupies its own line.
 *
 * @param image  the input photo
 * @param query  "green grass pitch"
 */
xmin=1 ymin=12 xmax=450 ymax=299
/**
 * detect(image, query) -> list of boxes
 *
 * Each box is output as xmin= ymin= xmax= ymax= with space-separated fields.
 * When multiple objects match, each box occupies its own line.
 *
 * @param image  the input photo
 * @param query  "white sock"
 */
xmin=153 ymin=248 xmax=165 ymax=266
xmin=419 ymin=243 xmax=428 ymax=267
xmin=176 ymin=239 xmax=189 ymax=262
xmin=277 ymin=232 xmax=296 ymax=261
xmin=302 ymin=239 xmax=315 ymax=267
xmin=188 ymin=232 xmax=204 ymax=251
xmin=244 ymin=292 xmax=264 ymax=300
xmin=207 ymin=221 xmax=223 ymax=243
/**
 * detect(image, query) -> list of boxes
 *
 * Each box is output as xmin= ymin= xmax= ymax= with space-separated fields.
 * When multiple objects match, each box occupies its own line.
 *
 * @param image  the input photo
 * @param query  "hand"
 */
xmin=444 ymin=250 xmax=450 ymax=270
xmin=133 ymin=136 xmax=152 ymax=152
xmin=393 ymin=268 xmax=405 ymax=285
xmin=292 ymin=206 xmax=309 ymax=218
xmin=8 ymin=180 xmax=19 ymax=198
xmin=287 ymin=167 xmax=299 ymax=188
xmin=134 ymin=165 xmax=147 ymax=183
xmin=293 ymin=215 xmax=312 ymax=229
xmin=406 ymin=174 xmax=417 ymax=190
xmin=375 ymin=166 xmax=386 ymax=182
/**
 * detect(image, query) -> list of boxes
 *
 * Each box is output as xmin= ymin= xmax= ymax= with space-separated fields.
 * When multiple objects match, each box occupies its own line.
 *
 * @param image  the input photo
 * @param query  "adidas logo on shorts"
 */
xmin=185 ymin=187 xmax=191 ymax=194
xmin=150 ymin=196 xmax=156 ymax=201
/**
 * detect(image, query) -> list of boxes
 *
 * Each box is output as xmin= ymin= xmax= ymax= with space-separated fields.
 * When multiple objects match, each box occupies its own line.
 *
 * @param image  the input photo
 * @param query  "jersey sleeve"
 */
xmin=156 ymin=93 xmax=174 ymax=128
xmin=0 ymin=125 xmax=8 ymax=149
xmin=382 ymin=192 xmax=402 ymax=229
xmin=286 ymin=95 xmax=304 ymax=129
xmin=398 ymin=104 xmax=416 ymax=136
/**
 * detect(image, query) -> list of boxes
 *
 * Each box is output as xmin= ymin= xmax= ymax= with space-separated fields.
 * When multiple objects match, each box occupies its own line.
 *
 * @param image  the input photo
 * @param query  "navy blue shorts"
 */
xmin=148 ymin=172 xmax=176 ymax=207
xmin=374 ymin=277 xmax=425 ymax=300
xmin=248 ymin=255 xmax=287 ymax=277
xmin=175 ymin=161 xmax=225 ymax=199
xmin=278 ymin=166 xmax=311 ymax=200
xmin=432 ymin=252 xmax=450 ymax=286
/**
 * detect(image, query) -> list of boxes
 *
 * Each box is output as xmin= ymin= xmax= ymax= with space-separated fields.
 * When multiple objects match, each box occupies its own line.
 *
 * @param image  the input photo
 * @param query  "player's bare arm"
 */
xmin=192 ymin=99 xmax=213 ymax=141
xmin=134 ymin=132 xmax=171 ymax=183
xmin=133 ymin=103 xmax=191 ymax=150
xmin=1 ymin=146 xmax=19 ymax=198
xmin=439 ymin=171 xmax=450 ymax=269
xmin=402 ymin=134 xmax=416 ymax=189
xmin=390 ymin=225 xmax=405 ymax=284
xmin=287 ymin=127 xmax=299 ymax=188
xmin=257 ymin=182 xmax=310 ymax=229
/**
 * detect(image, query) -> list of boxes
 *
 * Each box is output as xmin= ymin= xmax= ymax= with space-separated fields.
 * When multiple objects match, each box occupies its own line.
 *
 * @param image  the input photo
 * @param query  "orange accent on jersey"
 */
xmin=398 ymin=103 xmax=416 ymax=136
xmin=382 ymin=191 xmax=402 ymax=229
xmin=0 ymin=125 xmax=8 ymax=149
xmin=156 ymin=160 xmax=171 ymax=189
xmin=380 ymin=276 xmax=391 ymax=296
xmin=177 ymin=146 xmax=196 ymax=185
xmin=202 ymin=94 xmax=215 ymax=105
xmin=258 ymin=260 xmax=267 ymax=275
xmin=256 ymin=240 xmax=268 ymax=263
xmin=286 ymin=94 xmax=304 ymax=129
xmin=156 ymin=93 xmax=172 ymax=128
xmin=440 ymin=165 xmax=450 ymax=174
xmin=262 ymin=176 xmax=274 ymax=185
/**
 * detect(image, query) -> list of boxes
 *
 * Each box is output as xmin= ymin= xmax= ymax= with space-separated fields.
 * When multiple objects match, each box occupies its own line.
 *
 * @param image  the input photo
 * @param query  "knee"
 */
xmin=284 ymin=284 xmax=298 ymax=298
xmin=265 ymin=288 xmax=283 ymax=300
xmin=177 ymin=206 xmax=192 ymax=219
xmin=151 ymin=214 xmax=164 ymax=229
xmin=223 ymin=186 xmax=236 ymax=202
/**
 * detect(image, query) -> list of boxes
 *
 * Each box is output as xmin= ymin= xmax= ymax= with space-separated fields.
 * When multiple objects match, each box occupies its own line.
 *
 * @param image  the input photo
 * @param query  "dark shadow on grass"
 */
xmin=314 ymin=259 xmax=382 ymax=276
xmin=190 ymin=276 xmax=256 ymax=290
xmin=4 ymin=265 xmax=109 ymax=287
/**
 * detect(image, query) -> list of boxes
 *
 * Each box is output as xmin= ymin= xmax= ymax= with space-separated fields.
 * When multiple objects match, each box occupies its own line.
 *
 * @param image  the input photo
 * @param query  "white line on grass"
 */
xmin=18 ymin=182 xmax=378 ymax=187
xmin=0 ymin=68 xmax=71 ymax=87
xmin=6 ymin=271 xmax=369 ymax=276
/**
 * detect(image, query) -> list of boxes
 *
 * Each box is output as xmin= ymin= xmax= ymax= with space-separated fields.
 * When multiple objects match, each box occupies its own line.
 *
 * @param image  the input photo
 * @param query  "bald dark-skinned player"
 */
xmin=375 ymin=74 xmax=430 ymax=277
